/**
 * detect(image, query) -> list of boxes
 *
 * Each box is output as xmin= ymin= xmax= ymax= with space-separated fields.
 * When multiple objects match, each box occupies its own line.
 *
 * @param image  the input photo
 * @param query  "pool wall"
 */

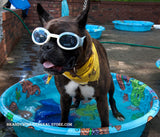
xmin=86 ymin=24 xmax=105 ymax=39
xmin=13 ymin=124 xmax=146 ymax=137
xmin=156 ymin=59 xmax=160 ymax=69
xmin=112 ymin=20 xmax=154 ymax=32
xmin=0 ymin=73 xmax=159 ymax=137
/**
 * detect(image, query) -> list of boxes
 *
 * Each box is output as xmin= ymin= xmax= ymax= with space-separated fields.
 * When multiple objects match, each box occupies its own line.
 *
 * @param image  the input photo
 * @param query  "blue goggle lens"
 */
xmin=59 ymin=35 xmax=77 ymax=48
xmin=33 ymin=30 xmax=47 ymax=43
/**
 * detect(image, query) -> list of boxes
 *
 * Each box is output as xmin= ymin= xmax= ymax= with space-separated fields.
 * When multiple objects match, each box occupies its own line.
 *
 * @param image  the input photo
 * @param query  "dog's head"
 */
xmin=35 ymin=1 xmax=92 ymax=75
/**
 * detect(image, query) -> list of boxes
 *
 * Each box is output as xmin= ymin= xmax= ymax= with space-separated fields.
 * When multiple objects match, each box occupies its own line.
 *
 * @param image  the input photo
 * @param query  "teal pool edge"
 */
xmin=156 ymin=59 xmax=160 ymax=69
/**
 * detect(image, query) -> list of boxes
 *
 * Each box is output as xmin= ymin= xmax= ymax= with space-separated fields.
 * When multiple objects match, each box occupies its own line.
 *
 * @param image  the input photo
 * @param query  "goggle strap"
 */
xmin=80 ymin=36 xmax=86 ymax=46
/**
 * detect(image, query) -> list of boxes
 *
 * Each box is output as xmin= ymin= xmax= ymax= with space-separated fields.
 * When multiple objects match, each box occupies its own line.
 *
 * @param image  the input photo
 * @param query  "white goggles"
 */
xmin=32 ymin=27 xmax=86 ymax=50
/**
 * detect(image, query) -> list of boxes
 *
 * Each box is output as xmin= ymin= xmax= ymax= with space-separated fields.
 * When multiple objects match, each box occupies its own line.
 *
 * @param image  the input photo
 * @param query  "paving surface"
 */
xmin=0 ymin=25 xmax=160 ymax=137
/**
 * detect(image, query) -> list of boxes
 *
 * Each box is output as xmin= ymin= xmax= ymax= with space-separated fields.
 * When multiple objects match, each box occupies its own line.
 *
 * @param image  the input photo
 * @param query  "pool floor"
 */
xmin=16 ymin=91 xmax=144 ymax=128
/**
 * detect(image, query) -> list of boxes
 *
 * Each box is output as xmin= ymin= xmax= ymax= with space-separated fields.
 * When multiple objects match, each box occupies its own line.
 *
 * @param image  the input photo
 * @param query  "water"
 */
xmin=15 ymin=89 xmax=144 ymax=128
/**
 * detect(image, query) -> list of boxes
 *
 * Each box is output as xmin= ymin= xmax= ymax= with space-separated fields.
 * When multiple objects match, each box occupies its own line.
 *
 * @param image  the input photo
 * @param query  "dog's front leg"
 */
xmin=96 ymin=96 xmax=109 ymax=127
xmin=60 ymin=94 xmax=72 ymax=126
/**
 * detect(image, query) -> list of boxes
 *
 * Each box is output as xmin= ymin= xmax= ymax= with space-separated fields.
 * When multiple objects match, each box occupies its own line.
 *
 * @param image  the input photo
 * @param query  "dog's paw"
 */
xmin=70 ymin=99 xmax=80 ymax=110
xmin=114 ymin=112 xmax=125 ymax=121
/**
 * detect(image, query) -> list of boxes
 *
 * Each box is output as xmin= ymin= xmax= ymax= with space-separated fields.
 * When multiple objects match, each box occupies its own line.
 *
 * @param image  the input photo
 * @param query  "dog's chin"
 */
xmin=44 ymin=67 xmax=64 ymax=75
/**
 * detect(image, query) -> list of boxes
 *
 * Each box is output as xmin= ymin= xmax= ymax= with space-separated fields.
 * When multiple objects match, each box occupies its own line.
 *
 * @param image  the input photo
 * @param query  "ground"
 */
xmin=0 ymin=25 xmax=159 ymax=137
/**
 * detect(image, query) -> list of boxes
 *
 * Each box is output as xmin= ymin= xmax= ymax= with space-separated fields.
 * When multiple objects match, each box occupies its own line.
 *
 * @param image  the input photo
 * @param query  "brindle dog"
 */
xmin=36 ymin=0 xmax=124 ymax=127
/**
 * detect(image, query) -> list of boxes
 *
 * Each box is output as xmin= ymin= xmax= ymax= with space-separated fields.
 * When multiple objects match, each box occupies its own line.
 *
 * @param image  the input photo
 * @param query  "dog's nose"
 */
xmin=42 ymin=44 xmax=53 ymax=51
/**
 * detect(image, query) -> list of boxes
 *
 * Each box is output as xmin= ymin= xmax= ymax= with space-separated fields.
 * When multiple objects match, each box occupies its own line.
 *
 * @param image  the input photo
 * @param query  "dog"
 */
xmin=33 ymin=0 xmax=124 ymax=127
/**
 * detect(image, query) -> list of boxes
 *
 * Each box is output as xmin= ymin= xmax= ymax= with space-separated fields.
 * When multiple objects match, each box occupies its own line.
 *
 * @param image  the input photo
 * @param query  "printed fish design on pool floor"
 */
xmin=20 ymin=80 xmax=41 ymax=98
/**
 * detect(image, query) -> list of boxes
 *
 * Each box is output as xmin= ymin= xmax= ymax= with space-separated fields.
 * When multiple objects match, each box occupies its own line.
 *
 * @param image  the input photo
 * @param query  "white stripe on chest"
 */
xmin=64 ymin=81 xmax=95 ymax=99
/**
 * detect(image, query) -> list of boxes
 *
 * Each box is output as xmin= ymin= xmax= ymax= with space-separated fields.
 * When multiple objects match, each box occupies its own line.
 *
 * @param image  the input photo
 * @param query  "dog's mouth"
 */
xmin=42 ymin=56 xmax=76 ymax=74
xmin=43 ymin=61 xmax=64 ymax=73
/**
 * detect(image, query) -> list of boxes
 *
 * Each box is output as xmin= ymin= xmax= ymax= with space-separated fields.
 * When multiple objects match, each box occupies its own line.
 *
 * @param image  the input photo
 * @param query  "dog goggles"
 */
xmin=32 ymin=27 xmax=86 ymax=50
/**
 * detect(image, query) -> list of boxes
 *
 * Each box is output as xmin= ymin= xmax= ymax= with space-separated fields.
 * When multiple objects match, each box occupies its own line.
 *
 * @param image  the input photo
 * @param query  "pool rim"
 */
xmin=86 ymin=24 xmax=105 ymax=32
xmin=155 ymin=59 xmax=160 ymax=69
xmin=112 ymin=20 xmax=154 ymax=26
xmin=0 ymin=73 xmax=159 ymax=136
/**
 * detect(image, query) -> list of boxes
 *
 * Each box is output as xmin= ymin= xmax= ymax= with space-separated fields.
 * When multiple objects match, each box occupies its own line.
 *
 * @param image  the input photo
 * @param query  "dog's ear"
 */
xmin=37 ymin=3 xmax=53 ymax=26
xmin=75 ymin=0 xmax=90 ymax=29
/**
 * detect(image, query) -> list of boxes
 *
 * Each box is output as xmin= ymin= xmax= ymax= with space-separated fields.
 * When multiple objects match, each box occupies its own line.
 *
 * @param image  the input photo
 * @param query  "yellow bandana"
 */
xmin=63 ymin=43 xmax=100 ymax=85
xmin=46 ymin=75 xmax=53 ymax=84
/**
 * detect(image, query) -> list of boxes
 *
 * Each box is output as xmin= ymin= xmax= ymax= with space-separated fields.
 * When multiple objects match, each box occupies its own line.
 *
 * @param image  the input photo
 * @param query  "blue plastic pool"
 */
xmin=156 ymin=59 xmax=160 ymax=69
xmin=0 ymin=73 xmax=159 ymax=137
xmin=112 ymin=20 xmax=154 ymax=32
xmin=86 ymin=24 xmax=105 ymax=39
